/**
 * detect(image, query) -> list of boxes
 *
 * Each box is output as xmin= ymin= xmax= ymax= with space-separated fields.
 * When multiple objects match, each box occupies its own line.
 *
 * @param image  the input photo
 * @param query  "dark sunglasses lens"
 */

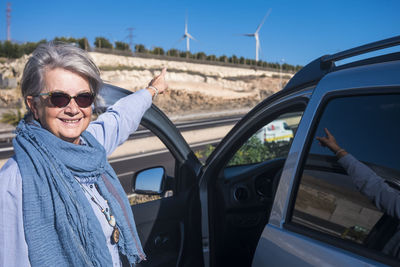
xmin=49 ymin=92 xmax=94 ymax=108
xmin=50 ymin=93 xmax=70 ymax=107
xmin=75 ymin=93 xmax=94 ymax=108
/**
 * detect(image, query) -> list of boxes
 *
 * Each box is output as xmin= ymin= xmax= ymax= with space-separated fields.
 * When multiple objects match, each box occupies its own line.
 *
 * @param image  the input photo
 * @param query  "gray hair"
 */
xmin=21 ymin=41 xmax=102 ymax=112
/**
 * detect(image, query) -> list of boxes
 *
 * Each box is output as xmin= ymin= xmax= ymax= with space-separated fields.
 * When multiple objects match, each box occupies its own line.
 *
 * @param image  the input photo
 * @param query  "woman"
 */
xmin=0 ymin=42 xmax=167 ymax=266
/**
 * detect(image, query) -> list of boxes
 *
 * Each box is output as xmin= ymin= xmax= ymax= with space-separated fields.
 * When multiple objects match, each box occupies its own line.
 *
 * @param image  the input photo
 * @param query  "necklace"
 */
xmin=75 ymin=179 xmax=120 ymax=244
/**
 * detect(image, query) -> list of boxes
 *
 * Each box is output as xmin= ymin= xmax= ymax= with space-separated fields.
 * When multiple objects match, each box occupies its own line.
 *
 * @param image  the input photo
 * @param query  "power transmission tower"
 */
xmin=6 ymin=2 xmax=11 ymax=41
xmin=126 ymin=27 xmax=135 ymax=51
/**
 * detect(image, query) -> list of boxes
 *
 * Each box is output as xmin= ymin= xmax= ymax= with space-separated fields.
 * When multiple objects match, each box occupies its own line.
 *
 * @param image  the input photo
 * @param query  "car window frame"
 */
xmin=283 ymin=87 xmax=400 ymax=266
xmin=217 ymin=101 xmax=308 ymax=178
xmin=224 ymin=111 xmax=303 ymax=168
xmin=203 ymin=90 xmax=311 ymax=179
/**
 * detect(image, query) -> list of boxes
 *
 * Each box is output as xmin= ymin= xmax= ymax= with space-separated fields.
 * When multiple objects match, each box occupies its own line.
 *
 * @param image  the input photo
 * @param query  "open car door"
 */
xmin=98 ymin=84 xmax=204 ymax=267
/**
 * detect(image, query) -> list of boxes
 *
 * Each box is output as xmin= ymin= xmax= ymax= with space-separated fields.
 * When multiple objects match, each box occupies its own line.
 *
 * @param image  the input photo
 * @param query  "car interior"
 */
xmin=208 ymin=108 xmax=305 ymax=267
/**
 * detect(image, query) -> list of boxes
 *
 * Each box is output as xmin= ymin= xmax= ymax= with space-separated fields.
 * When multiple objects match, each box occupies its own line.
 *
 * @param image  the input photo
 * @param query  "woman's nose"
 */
xmin=63 ymin=98 xmax=80 ymax=114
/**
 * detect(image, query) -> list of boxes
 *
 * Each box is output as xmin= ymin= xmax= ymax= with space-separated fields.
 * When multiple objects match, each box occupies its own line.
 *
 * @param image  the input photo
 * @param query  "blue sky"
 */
xmin=2 ymin=0 xmax=400 ymax=66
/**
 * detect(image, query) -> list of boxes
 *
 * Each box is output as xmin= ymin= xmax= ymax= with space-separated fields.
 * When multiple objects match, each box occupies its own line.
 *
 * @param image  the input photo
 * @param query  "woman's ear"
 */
xmin=26 ymin=96 xmax=39 ymax=120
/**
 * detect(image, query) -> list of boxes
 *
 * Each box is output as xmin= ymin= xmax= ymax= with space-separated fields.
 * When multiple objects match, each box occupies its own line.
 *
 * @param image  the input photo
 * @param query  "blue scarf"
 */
xmin=13 ymin=120 xmax=145 ymax=266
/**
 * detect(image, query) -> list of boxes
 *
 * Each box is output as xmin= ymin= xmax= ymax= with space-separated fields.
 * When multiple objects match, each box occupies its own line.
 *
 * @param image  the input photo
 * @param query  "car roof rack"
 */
xmin=284 ymin=35 xmax=400 ymax=91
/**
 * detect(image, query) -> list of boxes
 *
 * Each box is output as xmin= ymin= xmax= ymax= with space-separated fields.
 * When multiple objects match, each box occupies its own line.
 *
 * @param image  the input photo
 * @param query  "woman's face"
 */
xmin=27 ymin=68 xmax=93 ymax=144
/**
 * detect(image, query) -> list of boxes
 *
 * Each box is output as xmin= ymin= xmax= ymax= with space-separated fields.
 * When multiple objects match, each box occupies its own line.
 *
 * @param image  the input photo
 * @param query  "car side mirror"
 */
xmin=133 ymin=167 xmax=166 ymax=195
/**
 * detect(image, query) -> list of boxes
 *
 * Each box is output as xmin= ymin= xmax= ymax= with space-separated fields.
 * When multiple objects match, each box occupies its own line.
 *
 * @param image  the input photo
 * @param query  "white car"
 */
xmin=255 ymin=119 xmax=293 ymax=143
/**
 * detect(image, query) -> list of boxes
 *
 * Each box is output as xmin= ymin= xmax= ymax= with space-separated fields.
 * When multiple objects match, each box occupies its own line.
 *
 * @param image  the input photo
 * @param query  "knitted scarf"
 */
xmin=13 ymin=120 xmax=145 ymax=266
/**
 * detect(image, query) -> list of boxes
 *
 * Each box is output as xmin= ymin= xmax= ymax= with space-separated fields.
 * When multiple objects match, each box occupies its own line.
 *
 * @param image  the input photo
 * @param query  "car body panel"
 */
xmin=254 ymin=60 xmax=400 ymax=266
xmin=253 ymin=225 xmax=387 ymax=267
xmin=270 ymin=60 xmax=400 ymax=227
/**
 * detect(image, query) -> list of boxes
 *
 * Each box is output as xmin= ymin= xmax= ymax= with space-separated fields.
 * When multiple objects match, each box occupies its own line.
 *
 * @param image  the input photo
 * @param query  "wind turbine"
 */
xmin=180 ymin=15 xmax=197 ymax=52
xmin=242 ymin=9 xmax=271 ymax=61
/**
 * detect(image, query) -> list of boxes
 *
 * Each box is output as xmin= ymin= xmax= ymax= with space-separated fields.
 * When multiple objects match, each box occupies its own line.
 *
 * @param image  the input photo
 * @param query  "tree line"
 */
xmin=0 ymin=36 xmax=302 ymax=72
xmin=135 ymin=44 xmax=301 ymax=72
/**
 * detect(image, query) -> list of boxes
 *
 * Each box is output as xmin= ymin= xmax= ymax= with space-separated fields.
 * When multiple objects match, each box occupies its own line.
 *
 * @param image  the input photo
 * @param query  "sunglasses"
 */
xmin=39 ymin=92 xmax=95 ymax=108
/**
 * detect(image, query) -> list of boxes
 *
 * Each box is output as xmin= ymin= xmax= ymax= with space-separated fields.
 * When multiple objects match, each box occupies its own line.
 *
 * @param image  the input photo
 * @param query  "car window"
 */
xmin=290 ymin=94 xmax=400 ymax=258
xmin=108 ymin=125 xmax=176 ymax=205
xmin=227 ymin=111 xmax=303 ymax=167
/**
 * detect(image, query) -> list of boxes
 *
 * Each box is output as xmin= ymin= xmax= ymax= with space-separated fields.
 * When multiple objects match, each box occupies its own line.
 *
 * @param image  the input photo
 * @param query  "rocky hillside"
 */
xmin=0 ymin=52 xmax=292 ymax=116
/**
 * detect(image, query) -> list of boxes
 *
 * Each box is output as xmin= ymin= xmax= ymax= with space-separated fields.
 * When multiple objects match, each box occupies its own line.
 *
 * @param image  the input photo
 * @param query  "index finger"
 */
xmin=324 ymin=128 xmax=332 ymax=137
xmin=161 ymin=67 xmax=167 ymax=76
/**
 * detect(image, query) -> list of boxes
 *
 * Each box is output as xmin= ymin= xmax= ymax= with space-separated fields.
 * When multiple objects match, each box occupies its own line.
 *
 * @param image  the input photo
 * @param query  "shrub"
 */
xmin=94 ymin=37 xmax=113 ymax=49
xmin=1 ymin=109 xmax=23 ymax=126
xmin=115 ymin=41 xmax=131 ymax=51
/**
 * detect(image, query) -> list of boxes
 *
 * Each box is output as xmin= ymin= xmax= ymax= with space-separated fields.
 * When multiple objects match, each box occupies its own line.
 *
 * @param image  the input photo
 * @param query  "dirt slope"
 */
xmin=0 ymin=53 xmax=291 ymax=116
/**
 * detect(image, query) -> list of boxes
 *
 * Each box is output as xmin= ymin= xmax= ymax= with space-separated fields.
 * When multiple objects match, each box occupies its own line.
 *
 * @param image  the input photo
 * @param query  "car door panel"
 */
xmin=209 ymin=158 xmax=286 ymax=266
xmin=133 ymin=107 xmax=204 ymax=267
xmin=254 ymin=225 xmax=385 ymax=267
xmin=134 ymin=195 xmax=186 ymax=266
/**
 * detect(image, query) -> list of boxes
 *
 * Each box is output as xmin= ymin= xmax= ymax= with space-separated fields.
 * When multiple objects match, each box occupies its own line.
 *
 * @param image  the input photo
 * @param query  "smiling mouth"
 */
xmin=59 ymin=118 xmax=81 ymax=123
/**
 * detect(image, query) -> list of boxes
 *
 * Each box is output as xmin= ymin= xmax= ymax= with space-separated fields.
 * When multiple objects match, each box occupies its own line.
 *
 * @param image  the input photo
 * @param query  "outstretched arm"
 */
xmin=88 ymin=68 xmax=168 ymax=155
xmin=316 ymin=128 xmax=400 ymax=219
xmin=339 ymin=154 xmax=400 ymax=219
